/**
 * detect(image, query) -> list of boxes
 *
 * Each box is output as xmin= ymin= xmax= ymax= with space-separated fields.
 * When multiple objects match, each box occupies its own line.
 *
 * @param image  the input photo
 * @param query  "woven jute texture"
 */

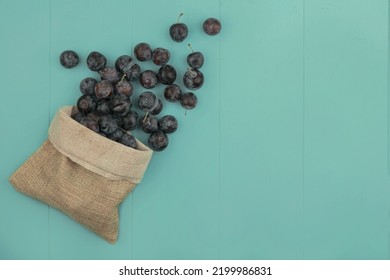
xmin=9 ymin=106 xmax=153 ymax=243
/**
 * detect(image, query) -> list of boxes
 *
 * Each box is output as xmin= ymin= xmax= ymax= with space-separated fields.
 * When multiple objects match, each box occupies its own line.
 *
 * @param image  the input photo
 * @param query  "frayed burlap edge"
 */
xmin=9 ymin=106 xmax=153 ymax=243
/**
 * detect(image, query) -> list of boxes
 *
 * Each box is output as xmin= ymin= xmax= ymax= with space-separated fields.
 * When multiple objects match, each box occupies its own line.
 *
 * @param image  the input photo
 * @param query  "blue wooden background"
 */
xmin=1 ymin=0 xmax=389 ymax=259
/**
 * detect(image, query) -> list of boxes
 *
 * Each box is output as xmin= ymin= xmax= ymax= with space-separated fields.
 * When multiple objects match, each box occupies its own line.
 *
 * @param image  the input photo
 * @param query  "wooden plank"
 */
xmin=48 ymin=0 xmax=134 ymax=259
xmin=2 ymin=0 xmax=388 ymax=260
xmin=131 ymin=0 xmax=220 ymax=259
xmin=304 ymin=0 xmax=388 ymax=259
xmin=219 ymin=0 xmax=304 ymax=259
xmin=0 ymin=0 xmax=50 ymax=259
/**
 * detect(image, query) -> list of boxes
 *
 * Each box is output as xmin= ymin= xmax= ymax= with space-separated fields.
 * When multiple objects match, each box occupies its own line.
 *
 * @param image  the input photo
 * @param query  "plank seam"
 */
xmin=388 ymin=0 xmax=390 ymax=260
xmin=218 ymin=0 xmax=221 ymax=260
xmin=131 ymin=0 xmax=134 ymax=261
xmin=302 ymin=0 xmax=306 ymax=260
xmin=387 ymin=0 xmax=390 ymax=178
xmin=48 ymin=0 xmax=52 ymax=260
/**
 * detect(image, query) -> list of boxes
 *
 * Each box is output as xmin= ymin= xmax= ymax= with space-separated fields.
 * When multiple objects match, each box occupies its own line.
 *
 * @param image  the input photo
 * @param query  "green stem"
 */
xmin=187 ymin=67 xmax=197 ymax=78
xmin=177 ymin=13 xmax=184 ymax=23
xmin=188 ymin=43 xmax=194 ymax=53
xmin=143 ymin=111 xmax=149 ymax=122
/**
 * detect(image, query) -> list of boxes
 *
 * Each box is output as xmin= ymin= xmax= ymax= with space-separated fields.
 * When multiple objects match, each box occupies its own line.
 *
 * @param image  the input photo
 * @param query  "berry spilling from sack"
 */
xmin=60 ymin=15 xmax=221 ymax=151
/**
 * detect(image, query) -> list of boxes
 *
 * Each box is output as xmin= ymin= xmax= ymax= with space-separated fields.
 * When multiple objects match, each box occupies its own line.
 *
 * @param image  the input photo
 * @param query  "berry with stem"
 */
xmin=169 ymin=13 xmax=188 ymax=42
xmin=183 ymin=68 xmax=204 ymax=90
xmin=187 ymin=44 xmax=204 ymax=70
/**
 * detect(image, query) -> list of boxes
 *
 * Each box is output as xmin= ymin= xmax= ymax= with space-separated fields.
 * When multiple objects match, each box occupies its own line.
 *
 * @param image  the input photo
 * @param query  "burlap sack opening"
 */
xmin=9 ymin=106 xmax=153 ymax=243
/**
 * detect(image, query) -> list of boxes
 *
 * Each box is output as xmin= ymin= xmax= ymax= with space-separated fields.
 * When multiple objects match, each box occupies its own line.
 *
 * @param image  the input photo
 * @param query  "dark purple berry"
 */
xmin=72 ymin=112 xmax=86 ymax=122
xmin=96 ymin=99 xmax=111 ymax=116
xmin=183 ymin=69 xmax=204 ymax=90
xmin=99 ymin=67 xmax=120 ymax=83
xmin=110 ymin=93 xmax=131 ymax=116
xmin=120 ymin=133 xmax=137 ymax=149
xmin=95 ymin=80 xmax=114 ymax=99
xmin=158 ymin=115 xmax=178 ymax=134
xmin=77 ymin=94 xmax=96 ymax=114
xmin=115 ymin=79 xmax=133 ymax=96
xmin=125 ymin=63 xmax=141 ymax=81
xmin=139 ymin=70 xmax=158 ymax=89
xmin=187 ymin=52 xmax=204 ymax=69
xmin=138 ymin=92 xmax=157 ymax=112
xmin=60 ymin=50 xmax=79 ymax=68
xmin=139 ymin=114 xmax=158 ymax=133
xmin=187 ymin=45 xmax=204 ymax=69
xmin=148 ymin=130 xmax=169 ymax=151
xmin=180 ymin=92 xmax=198 ymax=110
xmin=169 ymin=13 xmax=188 ymax=42
xmin=121 ymin=110 xmax=139 ymax=131
xmin=115 ymin=55 xmax=132 ymax=72
xmin=164 ymin=84 xmax=182 ymax=102
xmin=79 ymin=116 xmax=99 ymax=133
xmin=152 ymin=48 xmax=170 ymax=66
xmin=107 ymin=128 xmax=125 ymax=142
xmin=87 ymin=51 xmax=107 ymax=71
xmin=158 ymin=64 xmax=176 ymax=85
xmin=134 ymin=43 xmax=152 ymax=61
xmin=80 ymin=77 xmax=97 ymax=95
xmin=115 ymin=55 xmax=141 ymax=81
xmin=150 ymin=99 xmax=163 ymax=115
xmin=99 ymin=115 xmax=121 ymax=135
xmin=203 ymin=17 xmax=221 ymax=35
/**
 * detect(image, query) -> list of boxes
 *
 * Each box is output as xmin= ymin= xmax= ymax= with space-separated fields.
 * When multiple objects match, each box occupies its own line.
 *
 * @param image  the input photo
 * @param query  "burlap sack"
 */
xmin=9 ymin=106 xmax=153 ymax=243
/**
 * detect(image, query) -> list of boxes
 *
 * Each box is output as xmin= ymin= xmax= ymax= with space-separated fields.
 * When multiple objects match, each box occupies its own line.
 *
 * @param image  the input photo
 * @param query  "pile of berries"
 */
xmin=59 ymin=16 xmax=221 ymax=151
